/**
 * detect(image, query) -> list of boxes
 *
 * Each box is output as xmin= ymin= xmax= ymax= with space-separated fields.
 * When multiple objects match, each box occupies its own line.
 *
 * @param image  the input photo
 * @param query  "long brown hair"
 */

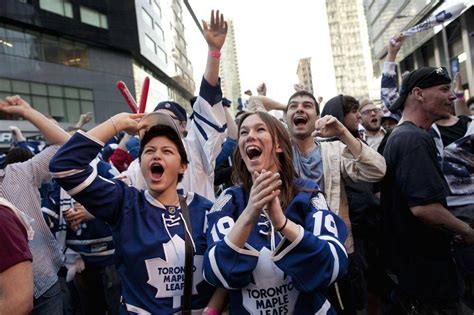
xmin=232 ymin=111 xmax=297 ymax=210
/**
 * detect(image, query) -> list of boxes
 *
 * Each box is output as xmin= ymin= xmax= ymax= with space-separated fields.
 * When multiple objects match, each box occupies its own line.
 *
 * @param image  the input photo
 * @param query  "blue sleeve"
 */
xmin=49 ymin=130 xmax=125 ymax=225
xmin=273 ymin=193 xmax=348 ymax=293
xmin=203 ymin=190 xmax=259 ymax=289
xmin=215 ymin=138 xmax=237 ymax=167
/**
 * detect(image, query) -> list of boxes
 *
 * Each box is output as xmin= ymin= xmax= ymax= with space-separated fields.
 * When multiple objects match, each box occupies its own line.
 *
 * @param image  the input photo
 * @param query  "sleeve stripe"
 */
xmin=315 ymin=299 xmax=331 ymax=315
xmin=318 ymin=235 xmax=348 ymax=258
xmin=41 ymin=207 xmax=59 ymax=219
xmin=77 ymin=130 xmax=105 ymax=146
xmin=328 ymin=243 xmax=339 ymax=284
xmin=72 ymin=249 xmax=115 ymax=256
xmin=51 ymin=168 xmax=85 ymax=178
xmin=224 ymin=236 xmax=259 ymax=257
xmin=194 ymin=120 xmax=208 ymax=141
xmin=66 ymin=236 xmax=113 ymax=245
xmin=193 ymin=111 xmax=227 ymax=133
xmin=208 ymin=245 xmax=233 ymax=289
xmin=272 ymin=225 xmax=304 ymax=262
xmin=67 ymin=167 xmax=97 ymax=196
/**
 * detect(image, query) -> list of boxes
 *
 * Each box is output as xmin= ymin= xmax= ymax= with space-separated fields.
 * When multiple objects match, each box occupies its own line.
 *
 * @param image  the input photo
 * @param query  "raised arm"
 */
xmin=203 ymin=10 xmax=227 ymax=86
xmin=382 ymin=35 xmax=404 ymax=117
xmin=453 ymin=72 xmax=470 ymax=116
xmin=0 ymin=95 xmax=69 ymax=144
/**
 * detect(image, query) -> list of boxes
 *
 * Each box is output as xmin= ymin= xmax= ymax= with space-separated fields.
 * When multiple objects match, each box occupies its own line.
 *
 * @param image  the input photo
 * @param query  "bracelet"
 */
xmin=203 ymin=306 xmax=220 ymax=315
xmin=276 ymin=217 xmax=288 ymax=232
xmin=208 ymin=50 xmax=221 ymax=59
xmin=109 ymin=117 xmax=119 ymax=135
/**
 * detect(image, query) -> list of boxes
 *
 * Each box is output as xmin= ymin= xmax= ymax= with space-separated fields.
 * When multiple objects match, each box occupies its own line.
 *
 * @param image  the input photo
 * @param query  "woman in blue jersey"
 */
xmin=50 ymin=10 xmax=228 ymax=314
xmin=203 ymin=111 xmax=349 ymax=314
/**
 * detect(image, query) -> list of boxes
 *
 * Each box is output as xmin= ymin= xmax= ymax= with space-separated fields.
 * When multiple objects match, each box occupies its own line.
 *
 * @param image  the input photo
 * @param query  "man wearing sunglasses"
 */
xmin=381 ymin=66 xmax=474 ymax=314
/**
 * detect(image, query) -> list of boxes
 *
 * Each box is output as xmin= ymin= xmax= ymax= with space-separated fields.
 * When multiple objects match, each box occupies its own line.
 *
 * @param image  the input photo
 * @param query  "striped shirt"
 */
xmin=0 ymin=145 xmax=63 ymax=298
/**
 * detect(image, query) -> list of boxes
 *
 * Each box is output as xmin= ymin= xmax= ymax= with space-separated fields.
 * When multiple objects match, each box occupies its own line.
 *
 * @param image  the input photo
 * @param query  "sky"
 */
xmin=183 ymin=0 xmax=337 ymax=105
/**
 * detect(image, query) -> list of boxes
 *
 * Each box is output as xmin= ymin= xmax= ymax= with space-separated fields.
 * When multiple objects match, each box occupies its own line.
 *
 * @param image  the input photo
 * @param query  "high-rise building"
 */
xmin=0 ymin=0 xmax=196 ymax=148
xmin=325 ymin=0 xmax=374 ymax=100
xmin=296 ymin=57 xmax=314 ymax=94
xmin=219 ymin=20 xmax=241 ymax=111
xmin=364 ymin=0 xmax=473 ymax=95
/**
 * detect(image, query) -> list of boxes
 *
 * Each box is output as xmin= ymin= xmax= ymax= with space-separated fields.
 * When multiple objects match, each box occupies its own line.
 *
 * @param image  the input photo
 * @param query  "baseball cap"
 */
xmin=390 ymin=66 xmax=451 ymax=112
xmin=154 ymin=101 xmax=187 ymax=122
xmin=137 ymin=111 xmax=182 ymax=139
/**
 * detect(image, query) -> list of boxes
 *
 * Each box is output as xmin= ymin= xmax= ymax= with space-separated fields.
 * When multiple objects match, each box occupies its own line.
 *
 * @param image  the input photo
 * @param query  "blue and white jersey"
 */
xmin=50 ymin=131 xmax=216 ymax=314
xmin=203 ymin=179 xmax=348 ymax=315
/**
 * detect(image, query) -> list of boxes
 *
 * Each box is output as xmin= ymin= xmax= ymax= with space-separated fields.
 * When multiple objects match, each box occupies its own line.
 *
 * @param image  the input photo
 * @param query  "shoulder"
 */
xmin=0 ymin=206 xmax=32 ymax=272
xmin=188 ymin=192 xmax=213 ymax=210
xmin=208 ymin=186 xmax=244 ymax=214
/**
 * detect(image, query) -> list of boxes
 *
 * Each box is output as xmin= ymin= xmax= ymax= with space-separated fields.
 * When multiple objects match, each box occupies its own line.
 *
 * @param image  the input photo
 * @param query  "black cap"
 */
xmin=390 ymin=66 xmax=451 ymax=112
xmin=154 ymin=101 xmax=187 ymax=122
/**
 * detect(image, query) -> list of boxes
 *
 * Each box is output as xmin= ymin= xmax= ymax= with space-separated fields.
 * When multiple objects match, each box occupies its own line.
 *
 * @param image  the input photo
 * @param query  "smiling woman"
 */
xmin=203 ymin=111 xmax=349 ymax=314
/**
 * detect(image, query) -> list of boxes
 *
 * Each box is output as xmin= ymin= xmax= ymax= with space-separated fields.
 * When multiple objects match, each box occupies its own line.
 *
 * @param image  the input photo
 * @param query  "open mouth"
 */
xmin=371 ymin=118 xmax=378 ymax=123
xmin=150 ymin=163 xmax=164 ymax=180
xmin=246 ymin=145 xmax=262 ymax=160
xmin=293 ymin=116 xmax=308 ymax=126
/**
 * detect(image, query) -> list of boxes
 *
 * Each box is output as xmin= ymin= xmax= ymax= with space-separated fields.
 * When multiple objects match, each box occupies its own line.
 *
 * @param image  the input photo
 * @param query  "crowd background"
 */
xmin=1 ymin=9 xmax=474 ymax=315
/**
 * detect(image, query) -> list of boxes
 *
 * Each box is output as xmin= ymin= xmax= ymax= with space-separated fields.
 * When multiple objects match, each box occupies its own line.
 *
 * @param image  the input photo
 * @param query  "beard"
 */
xmin=362 ymin=121 xmax=381 ymax=132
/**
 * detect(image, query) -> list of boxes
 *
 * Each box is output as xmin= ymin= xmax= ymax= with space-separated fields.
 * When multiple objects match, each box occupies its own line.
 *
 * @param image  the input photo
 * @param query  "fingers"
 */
xmin=210 ymin=9 xmax=215 ymax=26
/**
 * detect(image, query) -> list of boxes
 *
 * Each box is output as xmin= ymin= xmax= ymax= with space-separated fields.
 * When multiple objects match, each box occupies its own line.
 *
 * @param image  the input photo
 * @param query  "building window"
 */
xmin=0 ymin=24 xmax=89 ymax=68
xmin=142 ymin=8 xmax=154 ymax=28
xmin=144 ymin=34 xmax=156 ymax=54
xmin=80 ymin=6 xmax=108 ymax=29
xmin=0 ymin=78 xmax=95 ymax=122
xmin=154 ymin=22 xmax=164 ymax=42
xmin=39 ymin=0 xmax=73 ymax=18
xmin=150 ymin=0 xmax=162 ymax=17
xmin=157 ymin=46 xmax=167 ymax=63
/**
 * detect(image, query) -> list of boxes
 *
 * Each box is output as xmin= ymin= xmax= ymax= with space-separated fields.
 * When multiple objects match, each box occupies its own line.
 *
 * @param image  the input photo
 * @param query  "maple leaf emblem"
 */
xmin=145 ymin=234 xmax=203 ymax=298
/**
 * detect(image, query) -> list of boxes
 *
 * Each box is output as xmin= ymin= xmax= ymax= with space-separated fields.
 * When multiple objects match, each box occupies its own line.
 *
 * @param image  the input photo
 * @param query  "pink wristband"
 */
xmin=208 ymin=50 xmax=221 ymax=59
xmin=203 ymin=306 xmax=220 ymax=315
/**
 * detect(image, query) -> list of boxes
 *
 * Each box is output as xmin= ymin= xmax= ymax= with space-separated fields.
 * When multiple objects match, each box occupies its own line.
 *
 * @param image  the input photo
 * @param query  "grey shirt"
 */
xmin=292 ymin=143 xmax=324 ymax=190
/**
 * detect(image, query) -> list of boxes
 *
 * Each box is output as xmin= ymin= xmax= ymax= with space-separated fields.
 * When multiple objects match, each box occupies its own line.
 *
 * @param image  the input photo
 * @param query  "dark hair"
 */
xmin=286 ymin=91 xmax=320 ymax=115
xmin=5 ymin=147 xmax=34 ymax=166
xmin=342 ymin=95 xmax=359 ymax=116
xmin=467 ymin=97 xmax=474 ymax=107
xmin=232 ymin=111 xmax=297 ymax=210
xmin=139 ymin=125 xmax=188 ymax=182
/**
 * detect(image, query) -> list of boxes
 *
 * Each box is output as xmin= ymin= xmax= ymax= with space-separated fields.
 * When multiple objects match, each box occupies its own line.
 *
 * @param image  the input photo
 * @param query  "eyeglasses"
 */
xmin=361 ymin=108 xmax=381 ymax=116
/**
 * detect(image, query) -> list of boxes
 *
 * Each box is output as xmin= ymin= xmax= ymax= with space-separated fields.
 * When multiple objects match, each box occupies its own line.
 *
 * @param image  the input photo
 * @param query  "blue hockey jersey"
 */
xmin=203 ymin=179 xmax=348 ymax=314
xmin=50 ymin=131 xmax=216 ymax=314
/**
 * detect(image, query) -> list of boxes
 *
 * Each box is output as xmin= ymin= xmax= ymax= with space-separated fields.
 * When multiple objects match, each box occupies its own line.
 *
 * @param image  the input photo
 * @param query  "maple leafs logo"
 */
xmin=145 ymin=235 xmax=203 ymax=299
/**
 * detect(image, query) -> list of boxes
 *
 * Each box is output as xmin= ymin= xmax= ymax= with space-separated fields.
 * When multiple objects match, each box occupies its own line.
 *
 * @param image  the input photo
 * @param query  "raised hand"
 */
xmin=202 ymin=10 xmax=228 ymax=51
xmin=116 ymin=112 xmax=145 ymax=135
xmin=79 ymin=112 xmax=93 ymax=125
xmin=387 ymin=34 xmax=405 ymax=61
xmin=312 ymin=115 xmax=347 ymax=139
xmin=454 ymin=72 xmax=463 ymax=93
xmin=0 ymin=95 xmax=32 ymax=116
xmin=256 ymin=83 xmax=267 ymax=96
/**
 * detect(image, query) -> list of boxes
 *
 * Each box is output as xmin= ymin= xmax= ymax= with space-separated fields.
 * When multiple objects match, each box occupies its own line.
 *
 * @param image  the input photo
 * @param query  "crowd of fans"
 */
xmin=1 ymin=10 xmax=473 ymax=315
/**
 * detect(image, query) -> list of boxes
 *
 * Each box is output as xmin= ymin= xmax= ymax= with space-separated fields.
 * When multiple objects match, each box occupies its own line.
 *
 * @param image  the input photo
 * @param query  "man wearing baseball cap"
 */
xmin=381 ymin=66 xmax=474 ymax=313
